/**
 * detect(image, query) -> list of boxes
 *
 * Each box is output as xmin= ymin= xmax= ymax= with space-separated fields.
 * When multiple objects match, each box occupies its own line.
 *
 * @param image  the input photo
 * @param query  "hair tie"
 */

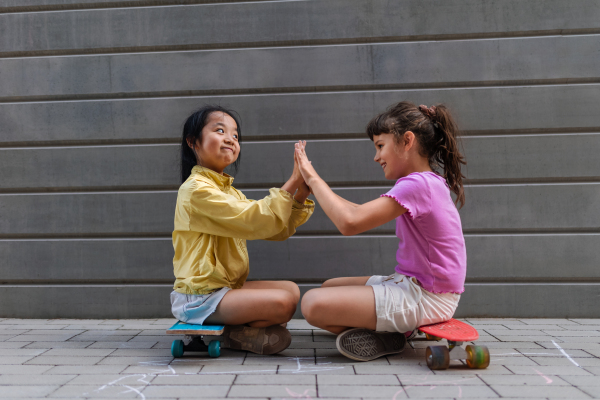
xmin=418 ymin=105 xmax=439 ymax=128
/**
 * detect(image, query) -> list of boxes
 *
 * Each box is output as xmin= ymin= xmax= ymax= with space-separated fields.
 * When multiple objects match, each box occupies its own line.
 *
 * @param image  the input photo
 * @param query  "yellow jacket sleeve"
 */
xmin=263 ymin=198 xmax=315 ymax=241
xmin=188 ymin=182 xmax=295 ymax=240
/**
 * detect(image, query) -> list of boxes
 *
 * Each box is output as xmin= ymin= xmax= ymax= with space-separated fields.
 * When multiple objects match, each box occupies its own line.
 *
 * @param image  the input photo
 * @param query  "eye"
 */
xmin=233 ymin=134 xmax=239 ymax=140
xmin=216 ymin=128 xmax=224 ymax=133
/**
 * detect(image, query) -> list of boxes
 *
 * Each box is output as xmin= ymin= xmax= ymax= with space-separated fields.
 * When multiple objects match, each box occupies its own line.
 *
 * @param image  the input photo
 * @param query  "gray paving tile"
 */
xmin=0 ymin=348 xmax=47 ymax=356
xmin=538 ymin=342 xmax=600 ymax=350
xmin=151 ymin=374 xmax=235 ymax=385
xmin=492 ymin=384 xmax=591 ymax=398
xmin=64 ymin=324 xmax=124 ymax=330
xmin=246 ymin=349 xmax=313 ymax=358
xmin=0 ymin=319 xmax=49 ymax=324
xmin=580 ymin=386 xmax=600 ymax=398
xmin=288 ymin=329 xmax=313 ymax=336
xmin=42 ymin=349 xmax=115 ymax=357
xmin=404 ymin=385 xmax=499 ymax=398
xmin=20 ymin=329 xmax=84 ymax=335
xmin=25 ymin=355 xmax=105 ymax=365
xmin=531 ymin=357 xmax=600 ymax=367
xmin=506 ymin=365 xmax=593 ymax=376
xmin=473 ymin=342 xmax=544 ymax=349
xmin=466 ymin=319 xmax=522 ymax=324
xmin=229 ymin=384 xmax=316 ymax=398
xmin=399 ymin=375 xmax=485 ymax=385
xmin=318 ymin=385 xmax=407 ymax=398
xmin=0 ymin=385 xmax=59 ymax=398
xmin=313 ymin=335 xmax=336 ymax=342
xmin=235 ymin=375 xmax=315 ymax=385
xmin=121 ymin=364 xmax=202 ymax=375
xmin=44 ymin=365 xmax=127 ymax=374
xmin=318 ymin=375 xmax=399 ymax=385
xmin=484 ymin=329 xmax=549 ymax=336
xmin=8 ymin=334 xmax=78 ymax=342
xmin=502 ymin=324 xmax=565 ymax=330
xmin=199 ymin=365 xmax=277 ymax=375
xmin=0 ymin=356 xmax=37 ymax=364
xmin=288 ymin=341 xmax=336 ymax=349
xmin=97 ymin=356 xmax=173 ymax=365
xmin=0 ymin=330 xmax=30 ymax=335
xmin=107 ymin=349 xmax=171 ymax=357
xmin=544 ymin=330 xmax=600 ymax=337
xmin=142 ymin=385 xmax=231 ymax=398
xmin=432 ymin=364 xmax=514 ymax=375
xmin=23 ymin=341 xmax=93 ymax=349
xmin=0 ymin=334 xmax=23 ymax=341
xmin=49 ymin=384 xmax=147 ymax=398
xmin=278 ymin=364 xmax=355 ymax=374
xmin=0 ymin=374 xmax=76 ymax=385
xmin=0 ymin=365 xmax=53 ymax=374
xmin=316 ymin=356 xmax=389 ymax=365
xmin=493 ymin=335 xmax=560 ymax=342
xmin=520 ymin=319 xmax=580 ymax=325
xmin=0 ymin=342 xmax=28 ymax=349
xmin=519 ymin=349 xmax=594 ymax=357
xmin=551 ymin=337 xmax=600 ymax=343
xmin=129 ymin=335 xmax=171 ymax=342
xmin=243 ymin=356 xmax=314 ymax=366
xmin=479 ymin=374 xmax=571 ymax=386
xmin=582 ymin=366 xmax=600 ymax=375
xmin=354 ymin=364 xmax=431 ymax=375
xmin=287 ymin=320 xmax=317 ymax=330
xmin=559 ymin=375 xmax=600 ymax=386
xmin=88 ymin=341 xmax=158 ymax=349
xmin=67 ymin=374 xmax=155 ymax=385
xmin=558 ymin=325 xmax=600 ymax=331
xmin=487 ymin=356 xmax=539 ymax=366
xmin=582 ymin=349 xmax=600 ymax=357
xmin=47 ymin=320 xmax=105 ymax=325
xmin=69 ymin=335 xmax=135 ymax=342
xmin=570 ymin=320 xmax=600 ymax=325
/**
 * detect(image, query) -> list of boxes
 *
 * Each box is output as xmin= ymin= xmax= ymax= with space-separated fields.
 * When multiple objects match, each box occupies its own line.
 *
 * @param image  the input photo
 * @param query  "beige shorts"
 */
xmin=366 ymin=273 xmax=461 ymax=333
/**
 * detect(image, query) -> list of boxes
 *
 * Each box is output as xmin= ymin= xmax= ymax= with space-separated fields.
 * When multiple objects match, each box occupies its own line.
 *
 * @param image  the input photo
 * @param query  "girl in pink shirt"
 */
xmin=296 ymin=101 xmax=467 ymax=361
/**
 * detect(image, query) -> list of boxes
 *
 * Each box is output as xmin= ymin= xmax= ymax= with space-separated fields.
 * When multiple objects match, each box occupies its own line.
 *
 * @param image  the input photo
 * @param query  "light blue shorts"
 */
xmin=170 ymin=287 xmax=231 ymax=325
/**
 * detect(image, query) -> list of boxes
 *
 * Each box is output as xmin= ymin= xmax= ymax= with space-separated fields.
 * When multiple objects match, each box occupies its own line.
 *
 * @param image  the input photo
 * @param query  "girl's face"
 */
xmin=190 ymin=112 xmax=240 ymax=174
xmin=373 ymin=132 xmax=412 ymax=180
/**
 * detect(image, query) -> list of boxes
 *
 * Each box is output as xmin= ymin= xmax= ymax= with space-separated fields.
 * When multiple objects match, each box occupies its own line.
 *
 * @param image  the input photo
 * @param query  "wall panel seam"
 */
xmin=2 ymin=80 xmax=600 ymax=104
xmin=2 ymin=31 xmax=600 ymax=58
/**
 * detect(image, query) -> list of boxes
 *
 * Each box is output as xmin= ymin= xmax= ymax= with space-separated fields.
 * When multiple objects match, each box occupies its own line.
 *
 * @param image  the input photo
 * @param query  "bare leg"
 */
xmin=322 ymin=276 xmax=371 ymax=288
xmin=301 ymin=286 xmax=377 ymax=334
xmin=205 ymin=280 xmax=299 ymax=328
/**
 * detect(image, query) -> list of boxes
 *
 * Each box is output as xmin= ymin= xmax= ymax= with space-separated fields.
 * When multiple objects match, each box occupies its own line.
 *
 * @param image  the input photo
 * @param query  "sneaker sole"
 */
xmin=336 ymin=328 xmax=406 ymax=361
xmin=223 ymin=325 xmax=292 ymax=355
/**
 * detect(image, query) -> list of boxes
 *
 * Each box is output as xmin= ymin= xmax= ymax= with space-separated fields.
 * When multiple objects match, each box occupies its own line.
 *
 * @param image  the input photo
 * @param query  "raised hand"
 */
xmin=294 ymin=141 xmax=319 ymax=186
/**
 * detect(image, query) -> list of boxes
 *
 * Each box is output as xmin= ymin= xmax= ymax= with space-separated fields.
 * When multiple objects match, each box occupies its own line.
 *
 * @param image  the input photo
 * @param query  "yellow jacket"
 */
xmin=172 ymin=166 xmax=315 ymax=295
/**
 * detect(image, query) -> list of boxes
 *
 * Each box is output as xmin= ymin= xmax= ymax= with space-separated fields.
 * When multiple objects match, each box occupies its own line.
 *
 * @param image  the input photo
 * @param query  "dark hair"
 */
xmin=180 ymin=105 xmax=242 ymax=183
xmin=366 ymin=101 xmax=467 ymax=208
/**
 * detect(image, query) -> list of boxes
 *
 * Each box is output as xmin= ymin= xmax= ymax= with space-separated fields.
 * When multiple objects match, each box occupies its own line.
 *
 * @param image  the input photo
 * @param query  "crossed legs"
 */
xmin=204 ymin=280 xmax=300 ymax=328
xmin=301 ymin=276 xmax=377 ymax=334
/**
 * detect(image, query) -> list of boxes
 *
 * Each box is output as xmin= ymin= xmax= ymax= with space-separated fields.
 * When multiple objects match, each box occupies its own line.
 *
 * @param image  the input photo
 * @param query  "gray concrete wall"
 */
xmin=1 ymin=0 xmax=599 ymax=318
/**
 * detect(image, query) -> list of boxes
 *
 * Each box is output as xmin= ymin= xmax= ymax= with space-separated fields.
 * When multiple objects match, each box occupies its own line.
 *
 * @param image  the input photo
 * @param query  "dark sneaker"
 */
xmin=222 ymin=325 xmax=292 ymax=355
xmin=336 ymin=328 xmax=406 ymax=361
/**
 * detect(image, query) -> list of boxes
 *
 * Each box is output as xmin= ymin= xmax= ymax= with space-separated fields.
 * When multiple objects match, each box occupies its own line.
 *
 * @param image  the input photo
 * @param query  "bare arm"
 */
xmin=294 ymin=141 xmax=406 ymax=236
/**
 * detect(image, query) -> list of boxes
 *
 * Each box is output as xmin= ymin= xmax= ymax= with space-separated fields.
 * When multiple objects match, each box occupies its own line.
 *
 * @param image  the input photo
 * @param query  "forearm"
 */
xmin=307 ymin=176 xmax=358 ymax=235
xmin=281 ymin=176 xmax=302 ymax=197
xmin=293 ymin=186 xmax=310 ymax=204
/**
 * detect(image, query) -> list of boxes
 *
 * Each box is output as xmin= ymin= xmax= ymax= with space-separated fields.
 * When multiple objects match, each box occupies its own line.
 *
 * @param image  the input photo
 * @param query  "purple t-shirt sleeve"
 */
xmin=382 ymin=174 xmax=432 ymax=219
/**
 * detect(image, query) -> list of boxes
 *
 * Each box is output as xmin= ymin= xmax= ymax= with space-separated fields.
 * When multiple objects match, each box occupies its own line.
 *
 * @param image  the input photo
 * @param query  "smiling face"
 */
xmin=373 ymin=133 xmax=406 ymax=180
xmin=189 ymin=112 xmax=240 ymax=174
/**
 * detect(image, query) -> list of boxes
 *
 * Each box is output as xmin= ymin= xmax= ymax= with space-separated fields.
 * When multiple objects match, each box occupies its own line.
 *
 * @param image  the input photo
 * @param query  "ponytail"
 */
xmin=366 ymin=101 xmax=467 ymax=208
xmin=425 ymin=105 xmax=466 ymax=208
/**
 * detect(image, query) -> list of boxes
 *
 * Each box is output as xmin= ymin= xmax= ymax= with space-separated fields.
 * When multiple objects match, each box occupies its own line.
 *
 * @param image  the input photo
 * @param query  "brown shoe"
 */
xmin=222 ymin=325 xmax=292 ymax=355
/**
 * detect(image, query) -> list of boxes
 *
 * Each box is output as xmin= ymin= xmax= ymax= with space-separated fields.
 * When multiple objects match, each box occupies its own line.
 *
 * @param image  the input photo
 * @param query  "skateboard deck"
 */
xmin=166 ymin=321 xmax=225 ymax=358
xmin=419 ymin=318 xmax=479 ymax=342
xmin=166 ymin=321 xmax=225 ymax=336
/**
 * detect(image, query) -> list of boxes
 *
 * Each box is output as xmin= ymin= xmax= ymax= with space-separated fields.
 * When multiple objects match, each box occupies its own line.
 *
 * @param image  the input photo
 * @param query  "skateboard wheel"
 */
xmin=208 ymin=340 xmax=221 ymax=358
xmin=426 ymin=346 xmax=450 ymax=370
xmin=466 ymin=345 xmax=490 ymax=369
xmin=171 ymin=340 xmax=184 ymax=358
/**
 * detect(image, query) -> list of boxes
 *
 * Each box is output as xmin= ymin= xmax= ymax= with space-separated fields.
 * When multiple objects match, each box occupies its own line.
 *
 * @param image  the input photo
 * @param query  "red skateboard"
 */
xmin=415 ymin=318 xmax=490 ymax=370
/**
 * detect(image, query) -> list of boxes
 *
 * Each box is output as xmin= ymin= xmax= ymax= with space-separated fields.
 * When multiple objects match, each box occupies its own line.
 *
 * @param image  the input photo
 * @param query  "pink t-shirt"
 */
xmin=382 ymin=171 xmax=466 ymax=293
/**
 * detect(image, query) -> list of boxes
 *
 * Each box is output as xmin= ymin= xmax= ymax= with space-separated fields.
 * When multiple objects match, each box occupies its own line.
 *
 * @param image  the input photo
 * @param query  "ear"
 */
xmin=186 ymin=137 xmax=196 ymax=150
xmin=403 ymin=131 xmax=416 ymax=151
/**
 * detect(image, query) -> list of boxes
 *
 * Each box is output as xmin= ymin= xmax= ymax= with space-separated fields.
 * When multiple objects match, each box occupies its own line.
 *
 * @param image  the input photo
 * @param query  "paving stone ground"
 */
xmin=0 ymin=318 xmax=599 ymax=399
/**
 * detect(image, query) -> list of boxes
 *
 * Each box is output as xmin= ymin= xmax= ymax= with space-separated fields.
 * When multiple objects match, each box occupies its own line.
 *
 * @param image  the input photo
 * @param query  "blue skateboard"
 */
xmin=166 ymin=321 xmax=225 ymax=358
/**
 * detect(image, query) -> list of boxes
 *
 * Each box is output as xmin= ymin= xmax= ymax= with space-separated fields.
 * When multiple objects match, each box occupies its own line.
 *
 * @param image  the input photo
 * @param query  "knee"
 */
xmin=301 ymin=289 xmax=323 ymax=325
xmin=282 ymin=280 xmax=301 ymax=303
xmin=273 ymin=291 xmax=297 ymax=322
xmin=321 ymin=279 xmax=337 ymax=288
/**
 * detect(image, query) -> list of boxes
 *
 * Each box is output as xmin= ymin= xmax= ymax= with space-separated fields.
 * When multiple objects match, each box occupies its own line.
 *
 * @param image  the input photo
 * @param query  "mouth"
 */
xmin=222 ymin=147 xmax=234 ymax=153
xmin=380 ymin=163 xmax=387 ymax=170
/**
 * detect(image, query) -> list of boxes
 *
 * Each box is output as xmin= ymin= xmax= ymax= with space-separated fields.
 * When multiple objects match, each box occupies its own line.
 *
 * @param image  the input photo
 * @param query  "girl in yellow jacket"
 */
xmin=172 ymin=105 xmax=314 ymax=355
